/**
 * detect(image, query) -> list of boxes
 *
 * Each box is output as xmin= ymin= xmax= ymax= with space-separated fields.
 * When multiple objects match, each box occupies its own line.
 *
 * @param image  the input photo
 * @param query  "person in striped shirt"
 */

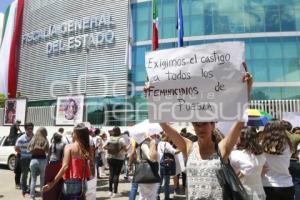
xmin=15 ymin=122 xmax=34 ymax=197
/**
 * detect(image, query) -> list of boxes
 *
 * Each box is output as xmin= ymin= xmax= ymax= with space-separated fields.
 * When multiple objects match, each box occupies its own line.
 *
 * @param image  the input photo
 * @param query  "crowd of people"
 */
xmin=8 ymin=117 xmax=300 ymax=200
xmin=5 ymin=70 xmax=300 ymax=200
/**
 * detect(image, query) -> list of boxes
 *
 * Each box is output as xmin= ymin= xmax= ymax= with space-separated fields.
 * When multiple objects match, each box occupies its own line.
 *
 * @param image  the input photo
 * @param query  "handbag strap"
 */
xmin=163 ymin=142 xmax=167 ymax=155
xmin=138 ymin=139 xmax=147 ymax=160
xmin=214 ymin=141 xmax=228 ymax=165
xmin=80 ymin=159 xmax=87 ymax=196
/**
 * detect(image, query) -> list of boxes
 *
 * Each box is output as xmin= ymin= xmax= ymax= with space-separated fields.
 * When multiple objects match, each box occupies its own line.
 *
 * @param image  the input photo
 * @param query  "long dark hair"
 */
xmin=237 ymin=127 xmax=263 ymax=155
xmin=73 ymin=125 xmax=90 ymax=159
xmin=262 ymin=120 xmax=292 ymax=155
xmin=51 ymin=132 xmax=62 ymax=153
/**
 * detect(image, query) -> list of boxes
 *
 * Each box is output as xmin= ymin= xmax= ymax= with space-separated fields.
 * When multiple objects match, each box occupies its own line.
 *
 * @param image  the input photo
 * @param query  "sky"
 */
xmin=0 ymin=0 xmax=13 ymax=14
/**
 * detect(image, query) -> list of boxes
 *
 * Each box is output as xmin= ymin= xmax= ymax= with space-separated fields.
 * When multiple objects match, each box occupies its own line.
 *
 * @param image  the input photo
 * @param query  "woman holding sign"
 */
xmin=145 ymin=63 xmax=253 ymax=200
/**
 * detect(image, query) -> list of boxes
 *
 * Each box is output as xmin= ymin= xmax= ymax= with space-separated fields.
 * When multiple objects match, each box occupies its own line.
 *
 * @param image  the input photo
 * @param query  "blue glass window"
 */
xmin=135 ymin=22 xmax=150 ymax=41
xmin=132 ymin=2 xmax=151 ymax=41
xmin=280 ymin=6 xmax=296 ymax=31
xmin=159 ymin=43 xmax=175 ymax=49
xmin=160 ymin=0 xmax=176 ymax=39
xmin=296 ymin=5 xmax=300 ymax=31
xmin=245 ymin=6 xmax=265 ymax=32
xmin=282 ymin=37 xmax=298 ymax=58
xmin=267 ymin=38 xmax=282 ymax=59
xmin=251 ymin=38 xmax=267 ymax=59
xmin=136 ymin=2 xmax=151 ymax=21
xmin=268 ymin=87 xmax=282 ymax=100
xmin=250 ymin=59 xmax=268 ymax=82
xmin=132 ymin=46 xmax=150 ymax=84
xmin=213 ymin=11 xmax=230 ymax=34
xmin=190 ymin=0 xmax=204 ymax=15
xmin=265 ymin=6 xmax=280 ymax=32
xmin=190 ymin=15 xmax=205 ymax=36
xmin=204 ymin=4 xmax=213 ymax=35
xmin=245 ymin=45 xmax=251 ymax=60
xmin=162 ymin=18 xmax=176 ymax=39
xmin=268 ymin=59 xmax=284 ymax=81
xmin=252 ymin=87 xmax=282 ymax=100
xmin=228 ymin=12 xmax=245 ymax=33
xmin=283 ymin=58 xmax=300 ymax=81
xmin=282 ymin=87 xmax=300 ymax=99
xmin=162 ymin=0 xmax=176 ymax=18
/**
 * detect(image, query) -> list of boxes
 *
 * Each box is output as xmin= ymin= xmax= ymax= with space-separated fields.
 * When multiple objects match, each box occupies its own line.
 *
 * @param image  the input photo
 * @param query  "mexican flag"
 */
xmin=152 ymin=0 xmax=158 ymax=51
xmin=0 ymin=0 xmax=24 ymax=97
xmin=0 ymin=14 xmax=4 ymax=46
xmin=0 ymin=1 xmax=18 ymax=97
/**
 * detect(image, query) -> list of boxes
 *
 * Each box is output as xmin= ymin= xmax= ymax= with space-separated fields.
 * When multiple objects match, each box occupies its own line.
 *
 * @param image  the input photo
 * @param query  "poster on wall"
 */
xmin=55 ymin=95 xmax=85 ymax=125
xmin=3 ymin=98 xmax=27 ymax=126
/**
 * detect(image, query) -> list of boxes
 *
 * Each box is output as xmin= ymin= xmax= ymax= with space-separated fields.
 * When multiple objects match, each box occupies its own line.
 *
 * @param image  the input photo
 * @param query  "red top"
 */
xmin=63 ymin=158 xmax=91 ymax=180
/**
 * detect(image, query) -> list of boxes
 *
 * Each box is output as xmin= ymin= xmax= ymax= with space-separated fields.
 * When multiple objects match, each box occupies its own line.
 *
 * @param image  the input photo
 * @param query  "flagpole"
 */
xmin=177 ymin=0 xmax=184 ymax=48
xmin=152 ymin=0 xmax=158 ymax=51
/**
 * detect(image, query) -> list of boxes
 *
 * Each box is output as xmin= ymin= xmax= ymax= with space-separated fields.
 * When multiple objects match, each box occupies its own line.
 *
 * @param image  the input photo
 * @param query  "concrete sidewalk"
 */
xmin=0 ymin=166 xmax=185 ymax=199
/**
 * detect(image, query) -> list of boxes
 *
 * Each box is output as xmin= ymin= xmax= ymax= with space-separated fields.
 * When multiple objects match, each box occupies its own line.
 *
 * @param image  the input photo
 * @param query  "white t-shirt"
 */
xmin=121 ymin=134 xmax=131 ymax=155
xmin=157 ymin=141 xmax=176 ymax=161
xmin=262 ymin=145 xmax=293 ymax=187
xmin=230 ymin=150 xmax=266 ymax=199
xmin=230 ymin=150 xmax=266 ymax=176
xmin=62 ymin=135 xmax=73 ymax=144
xmin=89 ymin=135 xmax=95 ymax=147
xmin=93 ymin=136 xmax=101 ymax=154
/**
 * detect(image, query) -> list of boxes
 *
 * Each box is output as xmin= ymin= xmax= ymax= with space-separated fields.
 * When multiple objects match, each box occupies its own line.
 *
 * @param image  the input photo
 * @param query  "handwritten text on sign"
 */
xmin=145 ymin=42 xmax=248 ymax=122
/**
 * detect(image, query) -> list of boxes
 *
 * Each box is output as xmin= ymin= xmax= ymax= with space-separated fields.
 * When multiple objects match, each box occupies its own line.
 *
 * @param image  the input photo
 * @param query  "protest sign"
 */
xmin=145 ymin=42 xmax=248 ymax=122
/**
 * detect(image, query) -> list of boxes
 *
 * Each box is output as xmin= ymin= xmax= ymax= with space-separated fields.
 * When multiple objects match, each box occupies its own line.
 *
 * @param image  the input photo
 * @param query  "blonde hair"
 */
xmin=28 ymin=127 xmax=49 ymax=152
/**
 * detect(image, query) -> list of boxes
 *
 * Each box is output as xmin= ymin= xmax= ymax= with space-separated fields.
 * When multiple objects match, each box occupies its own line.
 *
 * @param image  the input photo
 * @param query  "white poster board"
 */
xmin=145 ymin=42 xmax=248 ymax=122
xmin=55 ymin=95 xmax=85 ymax=125
xmin=128 ymin=119 xmax=161 ymax=144
xmin=282 ymin=112 xmax=300 ymax=128
xmin=3 ymin=98 xmax=27 ymax=126
xmin=216 ymin=121 xmax=236 ymax=135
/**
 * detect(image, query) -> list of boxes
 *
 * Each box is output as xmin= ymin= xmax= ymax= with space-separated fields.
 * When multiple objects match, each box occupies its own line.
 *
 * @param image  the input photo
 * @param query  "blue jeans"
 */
xmin=30 ymin=158 xmax=47 ymax=199
xmin=157 ymin=175 xmax=170 ymax=200
xmin=20 ymin=158 xmax=31 ymax=194
xmin=289 ymin=160 xmax=300 ymax=200
xmin=129 ymin=182 xmax=138 ymax=200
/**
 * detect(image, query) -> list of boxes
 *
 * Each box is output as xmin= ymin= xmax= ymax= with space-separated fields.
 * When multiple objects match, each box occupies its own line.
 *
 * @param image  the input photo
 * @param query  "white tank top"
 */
xmin=186 ymin=142 xmax=223 ymax=200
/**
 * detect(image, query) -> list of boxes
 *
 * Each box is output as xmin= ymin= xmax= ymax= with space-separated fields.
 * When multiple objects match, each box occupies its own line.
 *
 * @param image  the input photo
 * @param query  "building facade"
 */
xmin=5 ymin=0 xmax=300 ymax=126
xmin=129 ymin=0 xmax=300 ymax=124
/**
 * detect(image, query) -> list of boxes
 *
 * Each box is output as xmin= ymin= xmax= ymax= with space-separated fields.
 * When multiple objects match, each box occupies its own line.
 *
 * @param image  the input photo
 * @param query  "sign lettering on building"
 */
xmin=21 ymin=14 xmax=115 ymax=55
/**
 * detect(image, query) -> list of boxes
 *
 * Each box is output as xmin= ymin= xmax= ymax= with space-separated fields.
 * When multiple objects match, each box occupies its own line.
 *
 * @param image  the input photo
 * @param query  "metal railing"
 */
xmin=249 ymin=100 xmax=300 ymax=120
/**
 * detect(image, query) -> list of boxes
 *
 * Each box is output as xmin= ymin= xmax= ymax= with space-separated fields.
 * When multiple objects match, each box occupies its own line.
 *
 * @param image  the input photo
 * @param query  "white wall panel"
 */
xmin=18 ymin=0 xmax=129 ymax=101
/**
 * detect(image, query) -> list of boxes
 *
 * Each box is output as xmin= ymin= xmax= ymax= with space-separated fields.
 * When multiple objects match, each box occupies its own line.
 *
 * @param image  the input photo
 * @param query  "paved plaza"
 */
xmin=0 ymin=165 xmax=185 ymax=200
